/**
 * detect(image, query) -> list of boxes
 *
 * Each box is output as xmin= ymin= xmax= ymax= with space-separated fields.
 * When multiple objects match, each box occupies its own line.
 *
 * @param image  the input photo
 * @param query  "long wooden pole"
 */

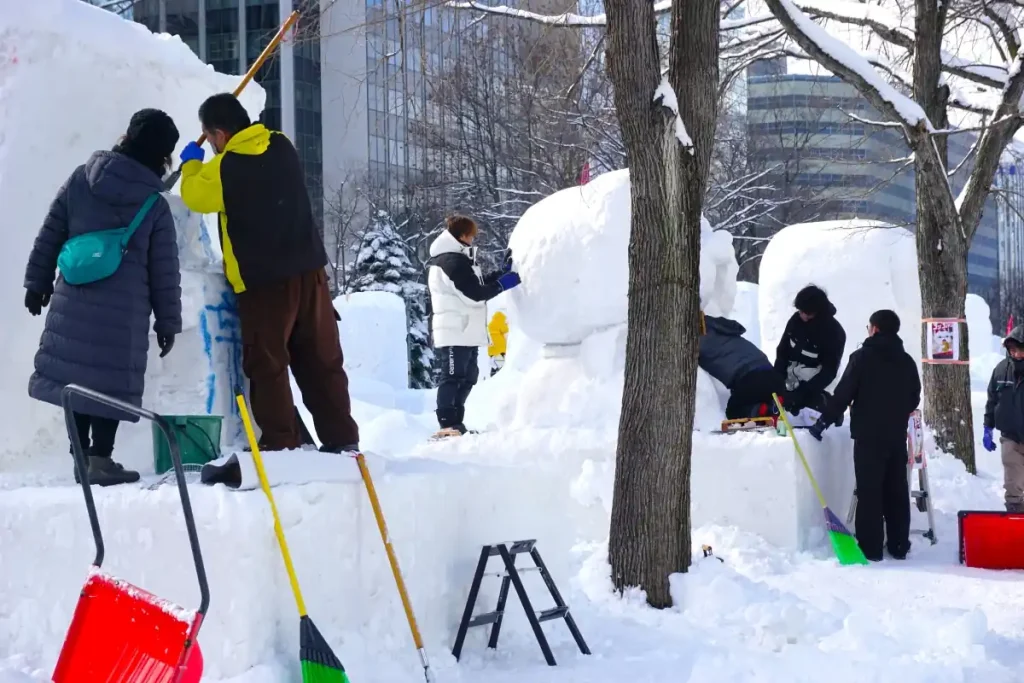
xmin=165 ymin=10 xmax=300 ymax=189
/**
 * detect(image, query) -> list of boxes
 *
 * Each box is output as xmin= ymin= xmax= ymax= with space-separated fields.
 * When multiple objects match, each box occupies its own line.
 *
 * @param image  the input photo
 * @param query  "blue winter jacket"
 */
xmin=24 ymin=151 xmax=182 ymax=421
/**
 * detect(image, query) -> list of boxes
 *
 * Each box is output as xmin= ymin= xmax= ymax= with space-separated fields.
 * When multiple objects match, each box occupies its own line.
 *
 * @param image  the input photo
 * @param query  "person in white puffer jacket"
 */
xmin=427 ymin=215 xmax=522 ymax=433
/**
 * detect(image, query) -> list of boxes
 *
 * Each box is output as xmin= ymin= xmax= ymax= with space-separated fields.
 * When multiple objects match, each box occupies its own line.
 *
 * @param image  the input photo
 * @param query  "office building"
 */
xmin=747 ymin=66 xmax=1004 ymax=320
xmin=113 ymin=0 xmax=324 ymax=225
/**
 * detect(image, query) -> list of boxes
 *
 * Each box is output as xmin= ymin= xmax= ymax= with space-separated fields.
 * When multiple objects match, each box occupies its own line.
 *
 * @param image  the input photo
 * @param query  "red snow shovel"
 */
xmin=53 ymin=385 xmax=211 ymax=683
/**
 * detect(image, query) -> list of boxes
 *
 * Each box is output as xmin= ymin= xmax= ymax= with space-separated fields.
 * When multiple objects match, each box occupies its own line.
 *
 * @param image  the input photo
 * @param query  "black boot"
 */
xmin=75 ymin=455 xmax=140 ymax=486
xmin=319 ymin=443 xmax=359 ymax=454
xmin=454 ymin=405 xmax=468 ymax=434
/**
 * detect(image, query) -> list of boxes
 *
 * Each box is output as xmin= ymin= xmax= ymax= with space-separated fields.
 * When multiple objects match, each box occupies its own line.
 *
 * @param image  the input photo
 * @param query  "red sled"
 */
xmin=958 ymin=509 xmax=1024 ymax=570
xmin=53 ymin=386 xmax=210 ymax=683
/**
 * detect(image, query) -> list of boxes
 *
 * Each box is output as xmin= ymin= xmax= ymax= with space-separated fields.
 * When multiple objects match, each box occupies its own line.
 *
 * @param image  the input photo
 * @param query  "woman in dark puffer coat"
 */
xmin=24 ymin=109 xmax=183 ymax=486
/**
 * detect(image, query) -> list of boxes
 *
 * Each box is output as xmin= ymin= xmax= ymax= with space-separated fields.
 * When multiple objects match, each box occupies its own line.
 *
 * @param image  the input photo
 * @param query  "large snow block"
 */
xmin=759 ymin=220 xmax=922 ymax=380
xmin=507 ymin=169 xmax=738 ymax=346
xmin=0 ymin=0 xmax=264 ymax=472
xmin=334 ymin=291 xmax=410 ymax=392
xmin=691 ymin=430 xmax=856 ymax=550
xmin=0 ymin=457 xmax=583 ymax=680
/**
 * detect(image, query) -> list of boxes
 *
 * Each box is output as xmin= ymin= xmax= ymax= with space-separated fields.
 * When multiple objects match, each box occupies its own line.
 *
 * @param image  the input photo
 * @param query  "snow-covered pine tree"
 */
xmin=345 ymin=209 xmax=435 ymax=388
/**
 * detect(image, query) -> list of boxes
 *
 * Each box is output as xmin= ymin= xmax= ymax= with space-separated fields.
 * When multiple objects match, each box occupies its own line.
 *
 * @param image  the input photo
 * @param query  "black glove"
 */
xmin=808 ymin=419 xmax=827 ymax=441
xmin=25 ymin=290 xmax=50 ymax=316
xmin=157 ymin=333 xmax=175 ymax=358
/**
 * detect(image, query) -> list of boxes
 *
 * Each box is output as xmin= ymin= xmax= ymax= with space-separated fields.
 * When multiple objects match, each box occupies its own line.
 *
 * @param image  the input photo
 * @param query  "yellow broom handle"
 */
xmin=236 ymin=395 xmax=308 ymax=617
xmin=772 ymin=393 xmax=828 ymax=508
xmin=356 ymin=453 xmax=425 ymax=649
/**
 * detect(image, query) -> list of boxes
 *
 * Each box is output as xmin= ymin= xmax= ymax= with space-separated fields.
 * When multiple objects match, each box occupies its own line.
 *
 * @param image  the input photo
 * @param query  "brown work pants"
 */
xmin=236 ymin=269 xmax=359 ymax=451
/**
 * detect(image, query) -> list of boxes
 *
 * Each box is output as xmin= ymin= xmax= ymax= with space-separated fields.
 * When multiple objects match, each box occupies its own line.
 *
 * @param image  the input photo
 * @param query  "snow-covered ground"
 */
xmin=1 ymin=2 xmax=1022 ymax=682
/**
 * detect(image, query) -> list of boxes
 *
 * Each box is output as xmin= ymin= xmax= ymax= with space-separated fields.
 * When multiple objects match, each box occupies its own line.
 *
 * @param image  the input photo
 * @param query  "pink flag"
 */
xmin=1008 ymin=314 xmax=1016 ymax=336
xmin=580 ymin=161 xmax=591 ymax=186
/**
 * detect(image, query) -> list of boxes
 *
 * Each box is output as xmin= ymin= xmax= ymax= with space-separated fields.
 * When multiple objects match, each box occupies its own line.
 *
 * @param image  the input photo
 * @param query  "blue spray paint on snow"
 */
xmin=200 ymin=282 xmax=245 ymax=443
xmin=199 ymin=313 xmax=216 ymax=414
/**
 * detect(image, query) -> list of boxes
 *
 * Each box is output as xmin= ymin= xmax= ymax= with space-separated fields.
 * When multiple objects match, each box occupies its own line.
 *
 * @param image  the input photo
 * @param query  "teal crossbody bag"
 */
xmin=57 ymin=193 xmax=160 ymax=286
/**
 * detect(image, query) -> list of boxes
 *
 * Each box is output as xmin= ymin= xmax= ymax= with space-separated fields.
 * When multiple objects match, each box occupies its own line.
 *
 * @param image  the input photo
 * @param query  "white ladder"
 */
xmin=845 ymin=410 xmax=937 ymax=544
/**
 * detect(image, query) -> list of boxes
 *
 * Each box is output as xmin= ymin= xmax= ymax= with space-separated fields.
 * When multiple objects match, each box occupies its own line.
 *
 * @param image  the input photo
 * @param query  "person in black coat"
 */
xmin=24 ymin=109 xmax=183 ymax=486
xmin=775 ymin=285 xmax=847 ymax=417
xmin=809 ymin=310 xmax=921 ymax=562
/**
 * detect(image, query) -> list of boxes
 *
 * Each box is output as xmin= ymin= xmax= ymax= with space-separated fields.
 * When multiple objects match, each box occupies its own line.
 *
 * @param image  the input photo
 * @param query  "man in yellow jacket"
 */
xmin=487 ymin=310 xmax=508 ymax=375
xmin=178 ymin=93 xmax=359 ymax=453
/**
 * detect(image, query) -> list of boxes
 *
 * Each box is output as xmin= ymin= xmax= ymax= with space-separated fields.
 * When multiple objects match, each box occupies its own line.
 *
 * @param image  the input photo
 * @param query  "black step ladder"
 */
xmin=451 ymin=539 xmax=590 ymax=666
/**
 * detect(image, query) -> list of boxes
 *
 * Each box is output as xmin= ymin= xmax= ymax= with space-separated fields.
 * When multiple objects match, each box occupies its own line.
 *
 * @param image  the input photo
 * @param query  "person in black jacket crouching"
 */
xmin=809 ymin=309 xmax=921 ymax=562
xmin=775 ymin=285 xmax=847 ymax=418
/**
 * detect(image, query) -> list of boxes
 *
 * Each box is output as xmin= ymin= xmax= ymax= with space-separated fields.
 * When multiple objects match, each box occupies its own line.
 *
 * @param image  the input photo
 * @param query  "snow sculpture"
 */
xmin=494 ymin=169 xmax=741 ymax=432
xmin=0 ymin=0 xmax=262 ymax=470
xmin=759 ymin=220 xmax=923 ymax=380
xmin=508 ymin=169 xmax=739 ymax=346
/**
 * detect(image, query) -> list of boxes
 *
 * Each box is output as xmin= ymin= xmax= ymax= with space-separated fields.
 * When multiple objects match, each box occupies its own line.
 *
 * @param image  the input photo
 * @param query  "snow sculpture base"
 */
xmin=0 ymin=457 xmax=583 ymax=679
xmin=692 ymin=429 xmax=855 ymax=550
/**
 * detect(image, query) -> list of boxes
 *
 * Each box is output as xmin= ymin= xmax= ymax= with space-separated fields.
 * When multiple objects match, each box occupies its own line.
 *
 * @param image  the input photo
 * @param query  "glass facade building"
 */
xmin=123 ymin=0 xmax=323 ymax=225
xmin=746 ymin=69 xmax=1007 ymax=323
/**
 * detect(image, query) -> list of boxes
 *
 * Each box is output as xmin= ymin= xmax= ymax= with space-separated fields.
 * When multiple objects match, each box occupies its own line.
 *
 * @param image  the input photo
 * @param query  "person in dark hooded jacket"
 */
xmin=24 ymin=109 xmax=183 ymax=486
xmin=699 ymin=314 xmax=786 ymax=420
xmin=775 ymin=285 xmax=847 ymax=416
xmin=982 ymin=327 xmax=1024 ymax=513
xmin=810 ymin=310 xmax=920 ymax=561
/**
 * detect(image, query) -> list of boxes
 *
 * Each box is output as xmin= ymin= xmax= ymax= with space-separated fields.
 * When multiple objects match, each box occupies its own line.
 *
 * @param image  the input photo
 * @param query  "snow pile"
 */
xmin=733 ymin=281 xmax=761 ymax=349
xmin=966 ymin=293 xmax=996 ymax=358
xmin=759 ymin=221 xmax=922 ymax=379
xmin=0 ymin=0 xmax=263 ymax=471
xmin=334 ymin=291 xmax=410 ymax=393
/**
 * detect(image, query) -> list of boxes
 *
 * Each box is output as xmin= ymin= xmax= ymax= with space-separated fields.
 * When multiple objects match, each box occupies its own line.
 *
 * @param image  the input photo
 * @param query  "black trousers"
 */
xmin=854 ymin=438 xmax=911 ymax=559
xmin=435 ymin=346 xmax=479 ymax=428
xmin=71 ymin=412 xmax=120 ymax=459
xmin=725 ymin=367 xmax=786 ymax=420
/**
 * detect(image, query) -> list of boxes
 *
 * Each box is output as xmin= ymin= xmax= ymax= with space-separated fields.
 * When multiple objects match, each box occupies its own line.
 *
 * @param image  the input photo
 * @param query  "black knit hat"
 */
xmin=793 ymin=284 xmax=831 ymax=316
xmin=114 ymin=108 xmax=179 ymax=177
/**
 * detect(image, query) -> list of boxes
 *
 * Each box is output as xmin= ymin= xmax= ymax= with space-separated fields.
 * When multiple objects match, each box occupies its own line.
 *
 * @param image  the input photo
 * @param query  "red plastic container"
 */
xmin=958 ymin=510 xmax=1024 ymax=570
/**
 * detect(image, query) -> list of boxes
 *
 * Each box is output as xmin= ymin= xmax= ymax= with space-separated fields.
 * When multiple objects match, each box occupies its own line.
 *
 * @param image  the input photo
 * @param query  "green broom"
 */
xmin=772 ymin=394 xmax=869 ymax=566
xmin=237 ymin=394 xmax=351 ymax=681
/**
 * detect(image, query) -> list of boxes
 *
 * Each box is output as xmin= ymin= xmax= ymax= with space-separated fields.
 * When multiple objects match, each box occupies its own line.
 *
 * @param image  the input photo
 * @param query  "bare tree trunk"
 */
xmin=606 ymin=0 xmax=718 ymax=608
xmin=912 ymin=0 xmax=976 ymax=473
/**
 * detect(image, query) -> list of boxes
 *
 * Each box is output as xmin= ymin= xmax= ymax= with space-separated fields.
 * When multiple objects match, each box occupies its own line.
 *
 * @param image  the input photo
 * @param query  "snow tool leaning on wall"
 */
xmin=775 ymin=284 xmax=847 ymax=420
xmin=982 ymin=327 xmax=1024 ymax=513
xmin=698 ymin=313 xmax=786 ymax=420
xmin=427 ymin=216 xmax=521 ymax=436
xmin=809 ymin=309 xmax=921 ymax=562
xmin=24 ymin=108 xmax=183 ymax=486
xmin=179 ymin=93 xmax=359 ymax=454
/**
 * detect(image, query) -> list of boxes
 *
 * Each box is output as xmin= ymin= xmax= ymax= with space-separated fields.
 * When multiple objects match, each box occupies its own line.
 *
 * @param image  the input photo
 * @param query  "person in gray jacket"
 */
xmin=24 ymin=109 xmax=183 ymax=486
xmin=699 ymin=314 xmax=786 ymax=420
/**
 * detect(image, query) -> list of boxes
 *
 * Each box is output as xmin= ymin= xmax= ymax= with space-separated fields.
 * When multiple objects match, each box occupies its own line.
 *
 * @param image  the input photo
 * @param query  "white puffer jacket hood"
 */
xmin=427 ymin=230 xmax=501 ymax=348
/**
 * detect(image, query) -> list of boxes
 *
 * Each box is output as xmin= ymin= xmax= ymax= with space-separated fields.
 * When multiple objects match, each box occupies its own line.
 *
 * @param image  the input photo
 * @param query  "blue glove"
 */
xmin=808 ymin=419 xmax=827 ymax=442
xmin=498 ymin=271 xmax=521 ymax=291
xmin=983 ymin=427 xmax=996 ymax=452
xmin=179 ymin=141 xmax=205 ymax=164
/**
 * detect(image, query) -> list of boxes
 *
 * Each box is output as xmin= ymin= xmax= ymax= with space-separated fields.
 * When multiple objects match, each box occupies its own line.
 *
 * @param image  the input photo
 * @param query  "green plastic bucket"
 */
xmin=153 ymin=415 xmax=223 ymax=475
